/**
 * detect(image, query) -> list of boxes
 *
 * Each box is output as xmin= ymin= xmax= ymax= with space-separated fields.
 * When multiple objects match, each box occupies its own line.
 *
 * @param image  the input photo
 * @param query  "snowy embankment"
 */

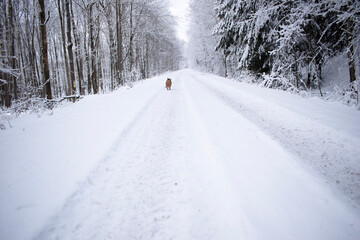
xmin=1 ymin=69 xmax=360 ymax=239
xmin=190 ymin=70 xmax=360 ymax=204
xmin=0 ymin=76 xmax=165 ymax=239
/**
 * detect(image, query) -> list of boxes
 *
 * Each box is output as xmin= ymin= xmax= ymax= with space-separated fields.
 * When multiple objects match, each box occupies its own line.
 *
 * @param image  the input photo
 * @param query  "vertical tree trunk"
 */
xmin=88 ymin=3 xmax=98 ymax=94
xmin=38 ymin=0 xmax=52 ymax=99
xmin=7 ymin=0 xmax=17 ymax=100
xmin=49 ymin=37 xmax=56 ymax=96
xmin=223 ymin=52 xmax=228 ymax=78
xmin=129 ymin=1 xmax=134 ymax=74
xmin=97 ymin=48 xmax=103 ymax=92
xmin=84 ymin=27 xmax=91 ymax=94
xmin=306 ymin=33 xmax=313 ymax=89
xmin=88 ymin=4 xmax=93 ymax=94
xmin=346 ymin=18 xmax=356 ymax=85
xmin=18 ymin=29 xmax=26 ymax=98
xmin=70 ymin=0 xmax=83 ymax=95
xmin=103 ymin=1 xmax=116 ymax=90
xmin=32 ymin=26 xmax=41 ymax=88
xmin=293 ymin=47 xmax=299 ymax=88
xmin=95 ymin=5 xmax=101 ymax=92
xmin=56 ymin=0 xmax=70 ymax=95
xmin=348 ymin=44 xmax=356 ymax=83
xmin=27 ymin=7 xmax=39 ymax=89
xmin=65 ymin=0 xmax=76 ymax=96
xmin=317 ymin=62 xmax=323 ymax=97
xmin=116 ymin=0 xmax=123 ymax=85
xmin=145 ymin=37 xmax=149 ymax=78
xmin=53 ymin=37 xmax=62 ymax=97
xmin=1 ymin=1 xmax=11 ymax=107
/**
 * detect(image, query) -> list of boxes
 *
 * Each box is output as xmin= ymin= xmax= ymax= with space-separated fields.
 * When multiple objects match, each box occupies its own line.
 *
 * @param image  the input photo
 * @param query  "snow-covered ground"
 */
xmin=1 ymin=69 xmax=360 ymax=239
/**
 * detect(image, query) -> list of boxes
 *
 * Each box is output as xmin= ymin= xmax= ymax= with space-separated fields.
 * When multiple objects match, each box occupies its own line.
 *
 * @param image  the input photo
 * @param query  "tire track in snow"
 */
xmin=34 ymin=70 xmax=360 ymax=239
xmin=180 ymin=75 xmax=256 ymax=239
xmin=191 ymin=72 xmax=360 ymax=206
xmin=35 ymin=74 xmax=256 ymax=240
xmin=35 ymin=87 xmax=185 ymax=239
xmin=180 ymin=71 xmax=360 ymax=239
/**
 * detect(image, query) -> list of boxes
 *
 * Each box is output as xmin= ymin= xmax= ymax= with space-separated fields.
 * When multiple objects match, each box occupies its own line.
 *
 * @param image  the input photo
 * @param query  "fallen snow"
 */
xmin=0 ymin=77 xmax=163 ymax=239
xmin=190 ymin=70 xmax=360 ymax=204
xmin=1 ymin=69 xmax=360 ymax=239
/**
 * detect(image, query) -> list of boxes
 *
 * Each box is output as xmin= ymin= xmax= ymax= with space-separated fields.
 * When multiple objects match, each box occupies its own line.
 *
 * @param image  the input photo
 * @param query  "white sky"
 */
xmin=169 ymin=0 xmax=190 ymax=42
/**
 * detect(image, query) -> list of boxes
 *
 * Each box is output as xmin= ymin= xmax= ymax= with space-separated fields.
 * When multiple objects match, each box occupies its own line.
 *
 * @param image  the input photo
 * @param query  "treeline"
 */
xmin=188 ymin=0 xmax=359 ymax=96
xmin=0 ymin=0 xmax=182 ymax=108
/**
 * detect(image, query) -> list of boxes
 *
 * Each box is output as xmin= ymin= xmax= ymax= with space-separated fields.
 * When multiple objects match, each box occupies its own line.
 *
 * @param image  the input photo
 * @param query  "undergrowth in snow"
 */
xmin=230 ymin=69 xmax=360 ymax=110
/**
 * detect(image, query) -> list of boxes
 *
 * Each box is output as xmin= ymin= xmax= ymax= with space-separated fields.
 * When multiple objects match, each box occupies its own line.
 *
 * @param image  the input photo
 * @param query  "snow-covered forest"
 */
xmin=1 ymin=0 xmax=359 ymax=110
xmin=1 ymin=0 xmax=360 ymax=239
xmin=188 ymin=0 xmax=360 ymax=105
xmin=0 ymin=0 xmax=182 ymax=109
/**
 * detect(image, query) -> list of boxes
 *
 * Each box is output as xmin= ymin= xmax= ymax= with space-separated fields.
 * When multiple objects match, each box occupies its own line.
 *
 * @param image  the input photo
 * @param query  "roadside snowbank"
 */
xmin=0 ymin=75 xmax=167 ymax=240
xmin=189 ymin=69 xmax=360 ymax=205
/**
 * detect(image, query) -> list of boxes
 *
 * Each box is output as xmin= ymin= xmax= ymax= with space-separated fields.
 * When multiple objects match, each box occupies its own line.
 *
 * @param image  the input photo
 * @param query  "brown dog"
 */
xmin=165 ymin=78 xmax=172 ymax=90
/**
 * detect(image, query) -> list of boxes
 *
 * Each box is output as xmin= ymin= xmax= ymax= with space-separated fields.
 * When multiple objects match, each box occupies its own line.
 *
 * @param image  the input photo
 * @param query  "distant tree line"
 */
xmin=0 ymin=0 xmax=182 ymax=108
xmin=188 ymin=0 xmax=359 ymax=96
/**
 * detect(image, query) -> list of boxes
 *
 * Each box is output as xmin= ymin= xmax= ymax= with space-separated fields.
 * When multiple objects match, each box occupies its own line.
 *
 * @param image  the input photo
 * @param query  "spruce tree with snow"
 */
xmin=213 ymin=0 xmax=360 ymax=98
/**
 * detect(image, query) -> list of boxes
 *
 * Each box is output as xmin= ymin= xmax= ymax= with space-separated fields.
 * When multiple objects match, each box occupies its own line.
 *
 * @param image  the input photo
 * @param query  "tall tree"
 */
xmin=88 ymin=2 xmax=98 ymax=94
xmin=116 ymin=0 xmax=124 ymax=86
xmin=56 ymin=0 xmax=70 ymax=95
xmin=65 ymin=0 xmax=76 ymax=96
xmin=129 ymin=0 xmax=134 ymax=75
xmin=70 ymin=0 xmax=84 ymax=95
xmin=1 ymin=0 xmax=11 ymax=107
xmin=38 ymin=0 xmax=52 ymax=99
xmin=7 ymin=0 xmax=17 ymax=100
xmin=100 ymin=0 xmax=116 ymax=90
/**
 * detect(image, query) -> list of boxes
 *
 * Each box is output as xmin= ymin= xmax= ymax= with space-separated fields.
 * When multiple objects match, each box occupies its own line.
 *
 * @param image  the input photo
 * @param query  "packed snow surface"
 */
xmin=1 ymin=69 xmax=360 ymax=239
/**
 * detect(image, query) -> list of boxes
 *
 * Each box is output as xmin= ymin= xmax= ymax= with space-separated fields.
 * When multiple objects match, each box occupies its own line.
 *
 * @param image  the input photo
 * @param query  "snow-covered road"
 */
xmin=1 ymin=70 xmax=360 ymax=239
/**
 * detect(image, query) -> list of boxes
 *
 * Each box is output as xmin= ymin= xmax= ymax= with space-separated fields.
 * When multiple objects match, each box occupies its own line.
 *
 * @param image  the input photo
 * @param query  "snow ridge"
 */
xmin=193 ymin=71 xmax=360 ymax=206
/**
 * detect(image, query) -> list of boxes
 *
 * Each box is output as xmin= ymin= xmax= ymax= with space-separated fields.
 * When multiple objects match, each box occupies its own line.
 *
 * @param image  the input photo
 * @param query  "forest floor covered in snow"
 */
xmin=1 ymin=69 xmax=360 ymax=239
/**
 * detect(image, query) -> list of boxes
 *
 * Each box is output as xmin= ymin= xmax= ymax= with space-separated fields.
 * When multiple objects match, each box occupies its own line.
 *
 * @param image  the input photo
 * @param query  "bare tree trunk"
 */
xmin=88 ymin=3 xmax=98 ymax=94
xmin=317 ymin=62 xmax=323 ymax=97
xmin=145 ymin=37 xmax=149 ymax=78
xmin=129 ymin=1 xmax=134 ymax=74
xmin=70 ymin=0 xmax=83 ymax=95
xmin=223 ymin=52 xmax=228 ymax=78
xmin=65 ymin=0 xmax=76 ymax=96
xmin=56 ymin=0 xmax=70 ymax=95
xmin=102 ymin=1 xmax=116 ymax=90
xmin=84 ymin=26 xmax=91 ymax=94
xmin=306 ymin=29 xmax=317 ymax=90
xmin=53 ymin=37 xmax=62 ymax=97
xmin=32 ymin=26 xmax=41 ymax=88
xmin=1 ymin=1 xmax=11 ymax=107
xmin=49 ymin=37 xmax=56 ymax=96
xmin=88 ymin=4 xmax=93 ymax=94
xmin=97 ymin=48 xmax=103 ymax=92
xmin=38 ymin=0 xmax=52 ymax=99
xmin=7 ymin=0 xmax=17 ymax=100
xmin=116 ymin=0 xmax=123 ymax=85
xmin=347 ymin=18 xmax=356 ymax=85
xmin=18 ymin=29 xmax=26 ymax=98
xmin=293 ymin=47 xmax=299 ymax=88
xmin=28 ymin=7 xmax=39 ymax=89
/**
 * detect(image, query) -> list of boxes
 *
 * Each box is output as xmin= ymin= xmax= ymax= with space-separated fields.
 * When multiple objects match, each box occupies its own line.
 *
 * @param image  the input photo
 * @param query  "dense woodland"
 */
xmin=188 ymin=0 xmax=360 ymax=102
xmin=1 ymin=0 xmax=360 ymax=110
xmin=0 ymin=0 xmax=182 ymax=109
